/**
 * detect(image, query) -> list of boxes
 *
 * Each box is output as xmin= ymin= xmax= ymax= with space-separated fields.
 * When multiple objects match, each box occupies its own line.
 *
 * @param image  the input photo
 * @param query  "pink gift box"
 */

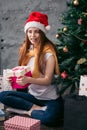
xmin=11 ymin=71 xmax=32 ymax=89
xmin=3 ymin=66 xmax=32 ymax=90
xmin=4 ymin=116 xmax=40 ymax=130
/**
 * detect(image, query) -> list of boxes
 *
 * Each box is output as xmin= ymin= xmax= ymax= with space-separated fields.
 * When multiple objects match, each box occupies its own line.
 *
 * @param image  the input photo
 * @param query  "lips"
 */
xmin=30 ymin=38 xmax=37 ymax=43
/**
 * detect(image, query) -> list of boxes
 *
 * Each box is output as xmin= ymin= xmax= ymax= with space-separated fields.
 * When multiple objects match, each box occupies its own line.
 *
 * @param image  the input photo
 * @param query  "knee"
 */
xmin=0 ymin=91 xmax=10 ymax=101
xmin=0 ymin=91 xmax=6 ymax=97
xmin=0 ymin=91 xmax=5 ymax=101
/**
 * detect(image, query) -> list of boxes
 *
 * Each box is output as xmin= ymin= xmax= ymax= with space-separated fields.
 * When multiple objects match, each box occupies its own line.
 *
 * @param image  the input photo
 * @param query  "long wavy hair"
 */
xmin=18 ymin=30 xmax=58 ymax=74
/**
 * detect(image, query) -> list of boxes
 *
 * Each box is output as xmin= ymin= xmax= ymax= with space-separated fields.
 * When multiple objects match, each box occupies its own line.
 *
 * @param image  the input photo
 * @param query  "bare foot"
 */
xmin=26 ymin=104 xmax=42 ymax=116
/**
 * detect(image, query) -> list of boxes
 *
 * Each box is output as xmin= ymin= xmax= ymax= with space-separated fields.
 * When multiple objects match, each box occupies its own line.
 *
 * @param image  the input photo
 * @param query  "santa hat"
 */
xmin=24 ymin=12 xmax=51 ymax=33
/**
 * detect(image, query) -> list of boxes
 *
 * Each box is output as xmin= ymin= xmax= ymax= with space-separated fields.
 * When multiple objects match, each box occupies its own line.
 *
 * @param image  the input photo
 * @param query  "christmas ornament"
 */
xmin=73 ymin=0 xmax=79 ymax=6
xmin=70 ymin=14 xmax=73 ymax=17
xmin=63 ymin=27 xmax=68 ymax=32
xmin=63 ymin=46 xmax=68 ymax=52
xmin=82 ymin=12 xmax=87 ymax=17
xmin=78 ymin=18 xmax=83 ymax=25
xmin=56 ymin=34 xmax=60 ymax=38
xmin=77 ymin=58 xmax=87 ymax=64
xmin=82 ymin=40 xmax=87 ymax=44
xmin=61 ymin=71 xmax=68 ymax=79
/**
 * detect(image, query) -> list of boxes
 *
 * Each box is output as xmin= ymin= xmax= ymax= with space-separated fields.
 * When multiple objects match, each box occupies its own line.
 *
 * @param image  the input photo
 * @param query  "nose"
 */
xmin=31 ymin=32 xmax=35 ymax=37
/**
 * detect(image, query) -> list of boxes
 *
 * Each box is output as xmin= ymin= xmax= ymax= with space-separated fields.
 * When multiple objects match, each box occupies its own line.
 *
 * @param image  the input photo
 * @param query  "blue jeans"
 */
xmin=0 ymin=91 xmax=64 ymax=126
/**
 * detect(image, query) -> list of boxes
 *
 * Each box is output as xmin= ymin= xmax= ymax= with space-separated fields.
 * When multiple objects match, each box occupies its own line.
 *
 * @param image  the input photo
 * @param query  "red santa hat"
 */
xmin=24 ymin=11 xmax=51 ymax=33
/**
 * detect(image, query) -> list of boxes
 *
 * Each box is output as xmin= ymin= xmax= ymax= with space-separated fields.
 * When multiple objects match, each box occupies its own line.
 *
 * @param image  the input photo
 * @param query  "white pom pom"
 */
xmin=45 ymin=25 xmax=51 ymax=30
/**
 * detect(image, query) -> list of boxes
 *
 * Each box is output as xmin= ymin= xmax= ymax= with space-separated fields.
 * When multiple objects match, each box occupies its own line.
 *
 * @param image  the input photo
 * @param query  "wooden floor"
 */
xmin=0 ymin=110 xmax=64 ymax=130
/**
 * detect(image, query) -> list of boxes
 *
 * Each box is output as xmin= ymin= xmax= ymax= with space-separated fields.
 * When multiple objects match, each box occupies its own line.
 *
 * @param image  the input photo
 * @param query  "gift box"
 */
xmin=11 ymin=66 xmax=31 ymax=77
xmin=3 ymin=71 xmax=13 ymax=91
xmin=79 ymin=75 xmax=87 ymax=96
xmin=3 ymin=66 xmax=32 ymax=90
xmin=4 ymin=116 xmax=40 ymax=130
xmin=3 ymin=66 xmax=31 ymax=78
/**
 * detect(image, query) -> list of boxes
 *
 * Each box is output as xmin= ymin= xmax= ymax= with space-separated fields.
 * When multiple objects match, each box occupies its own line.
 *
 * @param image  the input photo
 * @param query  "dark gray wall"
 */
xmin=0 ymin=0 xmax=66 ymax=74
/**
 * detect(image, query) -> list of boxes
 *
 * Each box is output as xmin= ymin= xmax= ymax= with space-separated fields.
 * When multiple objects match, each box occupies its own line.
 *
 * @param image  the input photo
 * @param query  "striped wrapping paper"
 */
xmin=4 ymin=116 xmax=40 ymax=130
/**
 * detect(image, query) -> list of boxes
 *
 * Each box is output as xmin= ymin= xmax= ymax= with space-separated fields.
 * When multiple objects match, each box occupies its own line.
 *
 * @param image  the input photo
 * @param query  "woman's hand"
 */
xmin=16 ymin=76 xmax=29 ymax=86
xmin=6 ymin=77 xmax=13 ymax=84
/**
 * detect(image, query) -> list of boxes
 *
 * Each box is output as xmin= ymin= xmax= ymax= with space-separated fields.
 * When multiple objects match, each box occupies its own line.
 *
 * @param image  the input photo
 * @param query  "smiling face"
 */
xmin=27 ymin=27 xmax=41 ymax=47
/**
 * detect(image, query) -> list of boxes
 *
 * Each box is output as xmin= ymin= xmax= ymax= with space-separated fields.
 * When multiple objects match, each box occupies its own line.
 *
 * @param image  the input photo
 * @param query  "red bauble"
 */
xmin=63 ymin=46 xmax=68 ymax=52
xmin=82 ymin=40 xmax=87 ymax=44
xmin=78 ymin=18 xmax=83 ymax=25
xmin=61 ymin=71 xmax=68 ymax=79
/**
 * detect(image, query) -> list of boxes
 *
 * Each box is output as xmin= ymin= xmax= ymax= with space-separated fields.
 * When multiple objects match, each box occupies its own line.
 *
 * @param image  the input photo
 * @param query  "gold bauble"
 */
xmin=74 ymin=0 xmax=79 ymax=6
xmin=63 ymin=27 xmax=68 ymax=32
xmin=77 ymin=58 xmax=87 ymax=64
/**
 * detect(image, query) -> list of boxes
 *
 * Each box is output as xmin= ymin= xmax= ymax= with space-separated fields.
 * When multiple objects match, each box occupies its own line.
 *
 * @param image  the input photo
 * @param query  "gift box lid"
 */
xmin=4 ymin=116 xmax=40 ymax=130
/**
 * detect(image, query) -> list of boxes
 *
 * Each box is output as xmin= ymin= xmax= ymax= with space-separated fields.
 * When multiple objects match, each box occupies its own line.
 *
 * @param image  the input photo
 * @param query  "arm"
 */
xmin=16 ymin=55 xmax=55 ymax=86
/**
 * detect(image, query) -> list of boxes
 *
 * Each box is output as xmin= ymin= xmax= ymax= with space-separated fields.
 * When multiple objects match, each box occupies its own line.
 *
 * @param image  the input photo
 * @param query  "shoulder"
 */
xmin=44 ymin=52 xmax=53 ymax=60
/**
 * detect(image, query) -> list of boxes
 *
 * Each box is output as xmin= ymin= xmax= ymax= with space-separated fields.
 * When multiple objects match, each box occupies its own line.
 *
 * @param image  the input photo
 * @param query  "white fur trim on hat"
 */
xmin=45 ymin=25 xmax=51 ymax=30
xmin=24 ymin=21 xmax=47 ymax=33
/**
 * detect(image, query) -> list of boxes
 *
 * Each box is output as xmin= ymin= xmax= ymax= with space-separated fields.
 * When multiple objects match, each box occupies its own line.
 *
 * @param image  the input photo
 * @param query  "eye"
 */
xmin=35 ymin=30 xmax=40 ymax=33
xmin=28 ymin=30 xmax=32 ymax=33
xmin=27 ymin=28 xmax=40 ymax=34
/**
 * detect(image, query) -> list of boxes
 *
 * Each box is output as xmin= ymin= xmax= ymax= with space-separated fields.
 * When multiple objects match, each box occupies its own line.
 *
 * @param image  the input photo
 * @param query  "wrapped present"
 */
xmin=3 ymin=70 xmax=13 ymax=91
xmin=12 ymin=66 xmax=30 ymax=77
xmin=4 ymin=116 xmax=40 ymax=130
xmin=3 ymin=66 xmax=32 ymax=90
xmin=79 ymin=75 xmax=87 ymax=96
xmin=11 ymin=70 xmax=32 ymax=89
xmin=4 ymin=66 xmax=31 ymax=78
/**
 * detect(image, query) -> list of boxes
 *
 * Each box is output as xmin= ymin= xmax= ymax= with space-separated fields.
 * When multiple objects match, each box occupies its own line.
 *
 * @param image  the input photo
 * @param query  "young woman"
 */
xmin=0 ymin=12 xmax=64 ymax=126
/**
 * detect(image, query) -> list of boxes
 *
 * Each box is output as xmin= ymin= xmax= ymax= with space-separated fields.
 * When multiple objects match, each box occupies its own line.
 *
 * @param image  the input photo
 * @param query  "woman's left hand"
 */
xmin=16 ymin=76 xmax=29 ymax=86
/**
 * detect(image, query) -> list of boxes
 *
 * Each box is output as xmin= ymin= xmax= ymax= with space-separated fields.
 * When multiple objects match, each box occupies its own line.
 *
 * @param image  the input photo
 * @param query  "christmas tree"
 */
xmin=55 ymin=0 xmax=87 ymax=95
